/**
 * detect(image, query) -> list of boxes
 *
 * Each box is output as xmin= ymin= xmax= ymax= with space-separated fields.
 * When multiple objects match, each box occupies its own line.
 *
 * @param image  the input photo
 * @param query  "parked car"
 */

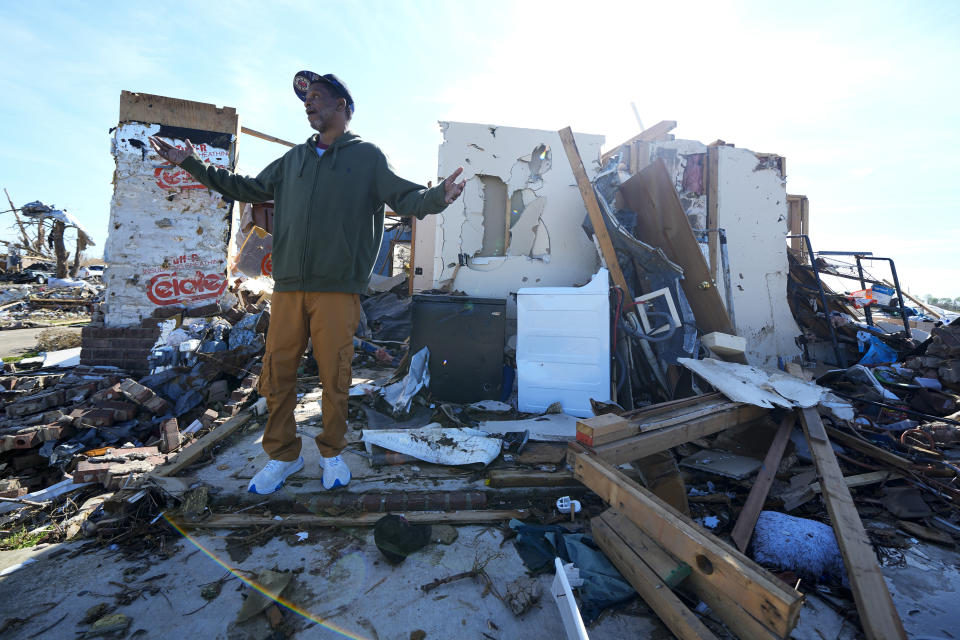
xmin=78 ymin=265 xmax=105 ymax=280
xmin=22 ymin=267 xmax=55 ymax=284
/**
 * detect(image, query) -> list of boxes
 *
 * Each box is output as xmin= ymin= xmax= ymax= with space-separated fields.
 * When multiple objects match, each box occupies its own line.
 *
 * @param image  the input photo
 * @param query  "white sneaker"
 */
xmin=319 ymin=454 xmax=351 ymax=490
xmin=247 ymin=456 xmax=304 ymax=495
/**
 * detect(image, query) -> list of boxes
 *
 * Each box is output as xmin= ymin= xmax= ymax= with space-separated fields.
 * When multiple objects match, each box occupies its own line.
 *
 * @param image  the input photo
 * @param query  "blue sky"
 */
xmin=1 ymin=0 xmax=957 ymax=297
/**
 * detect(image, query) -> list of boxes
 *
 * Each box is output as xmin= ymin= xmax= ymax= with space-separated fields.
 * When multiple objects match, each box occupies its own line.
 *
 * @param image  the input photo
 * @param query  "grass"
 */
xmin=2 ymin=350 xmax=40 ymax=363
xmin=0 ymin=526 xmax=49 ymax=550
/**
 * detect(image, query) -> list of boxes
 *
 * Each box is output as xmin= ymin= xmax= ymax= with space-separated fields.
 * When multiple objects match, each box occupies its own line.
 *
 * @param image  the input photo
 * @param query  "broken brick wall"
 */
xmin=414 ymin=122 xmax=605 ymax=317
xmin=648 ymin=140 xmax=802 ymax=367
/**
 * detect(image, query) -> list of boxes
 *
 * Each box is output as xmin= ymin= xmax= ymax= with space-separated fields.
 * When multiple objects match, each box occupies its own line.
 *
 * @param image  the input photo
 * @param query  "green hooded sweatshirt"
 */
xmin=179 ymin=132 xmax=449 ymax=293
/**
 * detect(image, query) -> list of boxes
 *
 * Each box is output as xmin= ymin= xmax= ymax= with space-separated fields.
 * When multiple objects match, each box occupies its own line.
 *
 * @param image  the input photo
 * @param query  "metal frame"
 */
xmin=787 ymin=234 xmax=847 ymax=367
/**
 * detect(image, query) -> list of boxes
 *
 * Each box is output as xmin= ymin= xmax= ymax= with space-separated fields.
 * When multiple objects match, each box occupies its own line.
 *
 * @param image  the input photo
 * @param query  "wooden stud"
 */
xmin=178 ymin=510 xmax=528 ymax=528
xmin=570 ymin=444 xmax=803 ymax=638
xmin=799 ymin=408 xmax=907 ymax=640
xmin=558 ymin=127 xmax=632 ymax=299
xmin=592 ymin=513 xmax=717 ymax=640
xmin=731 ymin=414 xmax=796 ymax=552
xmin=587 ymin=403 xmax=768 ymax=465
xmin=707 ymin=146 xmax=720 ymax=281
xmin=151 ymin=412 xmax=251 ymax=478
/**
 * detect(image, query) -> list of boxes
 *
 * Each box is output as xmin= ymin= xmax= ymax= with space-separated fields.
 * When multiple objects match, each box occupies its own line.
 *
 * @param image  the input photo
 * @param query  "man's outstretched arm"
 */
xmin=148 ymin=136 xmax=280 ymax=203
xmin=374 ymin=151 xmax=465 ymax=218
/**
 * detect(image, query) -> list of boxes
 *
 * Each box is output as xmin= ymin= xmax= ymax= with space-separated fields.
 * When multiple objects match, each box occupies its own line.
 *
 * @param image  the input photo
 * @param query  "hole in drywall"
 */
xmin=529 ymin=144 xmax=551 ymax=180
xmin=478 ymin=175 xmax=507 ymax=257
xmin=509 ymin=191 xmax=526 ymax=229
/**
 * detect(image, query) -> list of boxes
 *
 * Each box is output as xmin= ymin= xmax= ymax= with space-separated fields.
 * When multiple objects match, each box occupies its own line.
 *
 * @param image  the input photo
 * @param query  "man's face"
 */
xmin=304 ymin=83 xmax=342 ymax=133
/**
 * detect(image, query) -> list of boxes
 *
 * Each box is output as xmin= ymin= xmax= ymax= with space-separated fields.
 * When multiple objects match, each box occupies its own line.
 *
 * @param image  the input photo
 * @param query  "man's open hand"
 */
xmin=148 ymin=136 xmax=195 ymax=166
xmin=443 ymin=167 xmax=466 ymax=204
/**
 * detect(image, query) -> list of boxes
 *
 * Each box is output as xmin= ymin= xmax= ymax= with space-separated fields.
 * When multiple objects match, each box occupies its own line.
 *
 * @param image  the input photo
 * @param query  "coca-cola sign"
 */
xmin=153 ymin=142 xmax=231 ymax=190
xmin=146 ymin=270 xmax=228 ymax=306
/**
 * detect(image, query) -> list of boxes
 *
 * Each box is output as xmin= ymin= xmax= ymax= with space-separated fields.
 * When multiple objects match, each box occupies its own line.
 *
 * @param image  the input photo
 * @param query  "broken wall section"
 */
xmin=102 ymin=91 xmax=239 ymax=328
xmin=645 ymin=140 xmax=801 ymax=367
xmin=417 ymin=122 xmax=604 ymax=316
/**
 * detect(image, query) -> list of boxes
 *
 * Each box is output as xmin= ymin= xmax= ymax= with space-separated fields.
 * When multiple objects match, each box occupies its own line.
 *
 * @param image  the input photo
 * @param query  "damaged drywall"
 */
xmin=417 ymin=122 xmax=604 ymax=315
xmin=102 ymin=94 xmax=238 ymax=327
xmin=715 ymin=146 xmax=801 ymax=365
xmin=649 ymin=139 xmax=801 ymax=366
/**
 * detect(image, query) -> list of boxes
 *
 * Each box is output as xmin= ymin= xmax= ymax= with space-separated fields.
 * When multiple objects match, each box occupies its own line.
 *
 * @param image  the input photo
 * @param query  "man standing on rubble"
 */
xmin=149 ymin=71 xmax=465 ymax=494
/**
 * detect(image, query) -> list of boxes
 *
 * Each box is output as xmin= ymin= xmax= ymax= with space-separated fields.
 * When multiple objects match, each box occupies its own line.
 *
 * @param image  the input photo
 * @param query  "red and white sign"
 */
xmin=154 ymin=142 xmax=231 ymax=190
xmin=146 ymin=270 xmax=228 ymax=306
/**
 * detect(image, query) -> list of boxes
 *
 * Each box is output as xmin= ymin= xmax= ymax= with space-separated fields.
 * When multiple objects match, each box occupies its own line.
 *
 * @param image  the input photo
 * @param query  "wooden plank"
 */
xmin=570 ymin=444 xmax=802 ymax=638
xmin=558 ymin=127 xmax=631 ymax=298
xmin=882 ymin=279 xmax=941 ymax=319
xmin=240 ymin=126 xmax=295 ymax=148
xmin=180 ymin=510 xmax=527 ymax=528
xmin=619 ymin=160 xmax=734 ymax=335
xmin=579 ymin=395 xmax=734 ymax=447
xmin=592 ymin=513 xmax=717 ymax=640
xmin=485 ymin=469 xmax=577 ymax=488
xmin=119 ymin=90 xmax=238 ymax=134
xmin=576 ymin=413 xmax=632 ymax=447
xmin=597 ymin=510 xmax=780 ymax=640
xmin=731 ymin=414 xmax=796 ymax=552
xmin=823 ymin=426 xmax=915 ymax=473
xmin=809 ymin=470 xmax=892 ymax=494
xmin=622 ymin=392 xmax=725 ymax=420
xmin=151 ymin=412 xmax=252 ymax=477
xmin=590 ymin=403 xmax=768 ymax=465
xmin=706 ymin=146 xmax=719 ymax=279
xmin=799 ymin=408 xmax=907 ymax=640
xmin=601 ymin=120 xmax=678 ymax=163
xmin=633 ymin=451 xmax=690 ymax=514
xmin=598 ymin=509 xmax=691 ymax=588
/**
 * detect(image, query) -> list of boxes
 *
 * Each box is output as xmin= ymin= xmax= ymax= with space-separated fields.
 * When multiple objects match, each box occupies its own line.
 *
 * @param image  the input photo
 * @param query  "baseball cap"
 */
xmin=293 ymin=71 xmax=355 ymax=114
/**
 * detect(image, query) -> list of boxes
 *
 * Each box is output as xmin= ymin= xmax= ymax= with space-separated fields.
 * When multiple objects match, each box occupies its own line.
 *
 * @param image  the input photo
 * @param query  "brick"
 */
xmin=120 ymin=378 xmax=154 ymax=404
xmin=74 ymin=461 xmax=112 ymax=484
xmin=200 ymin=409 xmax=218 ymax=428
xmin=144 ymin=396 xmax=171 ymax=415
xmin=95 ymin=400 xmax=138 ymax=421
xmin=91 ymin=383 xmax=123 ymax=403
xmin=206 ymin=380 xmax=228 ymax=403
xmin=77 ymin=408 xmax=116 ymax=428
xmin=186 ymin=301 xmax=221 ymax=317
xmin=230 ymin=388 xmax=253 ymax=403
xmin=159 ymin=418 xmax=180 ymax=453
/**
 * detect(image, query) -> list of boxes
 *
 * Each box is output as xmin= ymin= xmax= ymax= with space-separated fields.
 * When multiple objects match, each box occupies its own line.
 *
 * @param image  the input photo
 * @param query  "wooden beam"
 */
xmin=592 ymin=512 xmax=717 ymax=640
xmin=799 ymin=408 xmax=907 ymax=640
xmin=558 ymin=127 xmax=631 ymax=298
xmin=601 ymin=120 xmax=678 ymax=163
xmin=151 ymin=412 xmax=252 ymax=477
xmin=240 ymin=126 xmax=296 ymax=148
xmin=587 ymin=403 xmax=768 ymax=465
xmin=570 ymin=444 xmax=803 ymax=637
xmin=706 ymin=146 xmax=719 ymax=279
xmin=882 ymin=279 xmax=941 ymax=320
xmin=484 ymin=469 xmax=577 ymax=488
xmin=598 ymin=509 xmax=691 ymax=587
xmin=823 ymin=426 xmax=915 ymax=473
xmin=597 ymin=509 xmax=781 ymax=640
xmin=178 ymin=510 xmax=527 ymax=528
xmin=731 ymin=414 xmax=795 ymax=552
xmin=578 ymin=394 xmax=735 ymax=447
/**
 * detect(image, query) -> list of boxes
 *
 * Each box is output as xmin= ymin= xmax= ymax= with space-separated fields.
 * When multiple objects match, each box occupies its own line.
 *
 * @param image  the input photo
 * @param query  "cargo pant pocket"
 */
xmin=258 ymin=353 xmax=274 ymax=398
xmin=336 ymin=344 xmax=353 ymax=395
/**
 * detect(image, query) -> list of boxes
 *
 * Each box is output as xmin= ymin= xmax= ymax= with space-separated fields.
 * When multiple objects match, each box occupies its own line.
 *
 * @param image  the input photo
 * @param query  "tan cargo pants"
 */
xmin=258 ymin=291 xmax=361 ymax=461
